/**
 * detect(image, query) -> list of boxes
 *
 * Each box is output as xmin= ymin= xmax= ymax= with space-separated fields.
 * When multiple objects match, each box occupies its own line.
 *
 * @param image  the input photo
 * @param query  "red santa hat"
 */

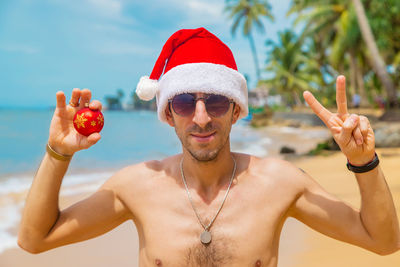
xmin=136 ymin=27 xmax=248 ymax=122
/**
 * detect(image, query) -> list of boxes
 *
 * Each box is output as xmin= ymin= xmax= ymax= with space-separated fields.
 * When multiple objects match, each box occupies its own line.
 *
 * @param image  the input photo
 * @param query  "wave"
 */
xmin=0 ymin=170 xmax=114 ymax=254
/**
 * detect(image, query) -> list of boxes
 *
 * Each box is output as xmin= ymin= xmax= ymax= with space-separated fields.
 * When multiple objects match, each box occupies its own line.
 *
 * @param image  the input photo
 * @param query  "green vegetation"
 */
xmin=225 ymin=0 xmax=274 ymax=81
xmin=104 ymin=88 xmax=125 ymax=111
xmin=307 ymin=141 xmax=331 ymax=156
xmin=225 ymin=0 xmax=400 ymax=113
xmin=131 ymin=91 xmax=156 ymax=111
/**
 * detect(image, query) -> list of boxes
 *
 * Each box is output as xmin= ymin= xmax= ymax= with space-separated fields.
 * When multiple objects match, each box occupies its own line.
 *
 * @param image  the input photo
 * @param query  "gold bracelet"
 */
xmin=46 ymin=143 xmax=73 ymax=161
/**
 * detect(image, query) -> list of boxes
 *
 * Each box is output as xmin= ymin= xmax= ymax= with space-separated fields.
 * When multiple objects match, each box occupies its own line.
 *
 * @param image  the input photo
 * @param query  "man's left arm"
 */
xmin=354 ymin=165 xmax=400 ymax=254
xmin=291 ymin=75 xmax=400 ymax=255
xmin=288 ymin=163 xmax=400 ymax=255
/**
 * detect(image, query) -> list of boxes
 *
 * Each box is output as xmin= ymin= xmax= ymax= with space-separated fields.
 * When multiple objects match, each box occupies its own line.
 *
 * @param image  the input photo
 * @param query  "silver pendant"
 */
xmin=200 ymin=230 xmax=212 ymax=244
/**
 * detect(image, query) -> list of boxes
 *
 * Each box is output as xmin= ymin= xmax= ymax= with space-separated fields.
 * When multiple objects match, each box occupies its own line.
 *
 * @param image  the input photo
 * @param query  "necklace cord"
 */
xmin=180 ymin=155 xmax=237 ymax=231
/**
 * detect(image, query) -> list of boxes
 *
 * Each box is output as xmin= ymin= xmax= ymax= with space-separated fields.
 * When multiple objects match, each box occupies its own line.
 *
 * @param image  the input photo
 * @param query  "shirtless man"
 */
xmin=18 ymin=28 xmax=400 ymax=266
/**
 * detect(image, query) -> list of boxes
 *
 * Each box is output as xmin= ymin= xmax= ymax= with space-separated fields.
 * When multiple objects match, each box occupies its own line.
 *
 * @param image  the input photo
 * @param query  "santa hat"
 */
xmin=136 ymin=27 xmax=248 ymax=123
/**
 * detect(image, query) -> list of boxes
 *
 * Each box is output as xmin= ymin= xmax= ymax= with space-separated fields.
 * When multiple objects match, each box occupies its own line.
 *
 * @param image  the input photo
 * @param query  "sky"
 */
xmin=0 ymin=0 xmax=295 ymax=108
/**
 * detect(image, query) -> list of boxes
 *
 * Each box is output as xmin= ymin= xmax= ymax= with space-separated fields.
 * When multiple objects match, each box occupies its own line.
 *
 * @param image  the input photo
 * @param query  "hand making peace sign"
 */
xmin=303 ymin=75 xmax=375 ymax=166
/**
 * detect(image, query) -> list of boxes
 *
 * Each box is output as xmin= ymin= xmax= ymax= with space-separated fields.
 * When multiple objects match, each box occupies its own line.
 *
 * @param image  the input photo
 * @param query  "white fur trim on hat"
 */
xmin=136 ymin=76 xmax=159 ymax=101
xmin=157 ymin=63 xmax=248 ymax=122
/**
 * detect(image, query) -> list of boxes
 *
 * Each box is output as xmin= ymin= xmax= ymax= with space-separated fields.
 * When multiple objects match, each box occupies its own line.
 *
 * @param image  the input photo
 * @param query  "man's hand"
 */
xmin=48 ymin=88 xmax=103 ymax=156
xmin=303 ymin=75 xmax=375 ymax=165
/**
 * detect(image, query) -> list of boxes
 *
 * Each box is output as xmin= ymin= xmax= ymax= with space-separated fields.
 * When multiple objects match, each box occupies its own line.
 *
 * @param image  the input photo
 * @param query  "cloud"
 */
xmin=165 ymin=0 xmax=225 ymax=26
xmin=0 ymin=44 xmax=39 ymax=54
xmin=87 ymin=0 xmax=122 ymax=17
xmin=184 ymin=0 xmax=224 ymax=18
xmin=58 ymin=0 xmax=136 ymax=26
xmin=96 ymin=40 xmax=155 ymax=56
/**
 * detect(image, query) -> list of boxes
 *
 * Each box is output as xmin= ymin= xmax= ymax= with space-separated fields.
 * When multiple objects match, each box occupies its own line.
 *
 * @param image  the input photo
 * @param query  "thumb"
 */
xmin=339 ymin=114 xmax=359 ymax=144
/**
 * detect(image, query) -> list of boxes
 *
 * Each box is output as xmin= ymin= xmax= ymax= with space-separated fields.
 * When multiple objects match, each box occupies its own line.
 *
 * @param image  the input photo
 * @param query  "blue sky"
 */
xmin=0 ymin=0 xmax=294 ymax=108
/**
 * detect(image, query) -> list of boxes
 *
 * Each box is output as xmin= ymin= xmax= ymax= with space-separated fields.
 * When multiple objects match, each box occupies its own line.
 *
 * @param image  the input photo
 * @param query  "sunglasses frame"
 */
xmin=168 ymin=93 xmax=235 ymax=117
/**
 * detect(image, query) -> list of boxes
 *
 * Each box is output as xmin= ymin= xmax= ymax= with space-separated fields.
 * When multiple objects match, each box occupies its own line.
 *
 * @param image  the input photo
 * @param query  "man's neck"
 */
xmin=181 ymin=146 xmax=236 ymax=202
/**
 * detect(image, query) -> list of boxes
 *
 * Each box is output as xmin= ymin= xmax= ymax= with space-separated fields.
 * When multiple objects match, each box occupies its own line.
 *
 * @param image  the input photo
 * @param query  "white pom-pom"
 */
xmin=136 ymin=76 xmax=159 ymax=101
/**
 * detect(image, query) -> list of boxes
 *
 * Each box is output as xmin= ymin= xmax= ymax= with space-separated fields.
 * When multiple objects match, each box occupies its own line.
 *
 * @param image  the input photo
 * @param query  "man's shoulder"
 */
xmin=241 ymin=153 xmax=309 ymax=186
xmin=244 ymin=154 xmax=297 ymax=174
xmin=238 ymin=154 xmax=309 ymax=211
xmin=109 ymin=154 xmax=181 ymax=185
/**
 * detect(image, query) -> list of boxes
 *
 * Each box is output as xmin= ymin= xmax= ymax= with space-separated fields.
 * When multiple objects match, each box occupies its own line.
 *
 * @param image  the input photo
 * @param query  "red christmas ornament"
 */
xmin=73 ymin=108 xmax=104 ymax=136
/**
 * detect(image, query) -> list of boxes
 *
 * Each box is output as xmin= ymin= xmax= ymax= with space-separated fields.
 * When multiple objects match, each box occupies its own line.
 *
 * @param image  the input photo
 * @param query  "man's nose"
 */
xmin=192 ymin=99 xmax=211 ymax=128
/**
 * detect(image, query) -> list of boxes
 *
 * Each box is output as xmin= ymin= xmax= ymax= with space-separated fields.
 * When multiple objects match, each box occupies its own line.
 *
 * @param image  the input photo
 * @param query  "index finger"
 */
xmin=303 ymin=91 xmax=332 ymax=126
xmin=56 ymin=91 xmax=66 ymax=109
xmin=336 ymin=75 xmax=348 ymax=116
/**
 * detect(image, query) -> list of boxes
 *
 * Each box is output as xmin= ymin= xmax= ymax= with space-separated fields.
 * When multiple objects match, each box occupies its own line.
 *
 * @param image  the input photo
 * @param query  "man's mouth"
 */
xmin=190 ymin=132 xmax=216 ymax=142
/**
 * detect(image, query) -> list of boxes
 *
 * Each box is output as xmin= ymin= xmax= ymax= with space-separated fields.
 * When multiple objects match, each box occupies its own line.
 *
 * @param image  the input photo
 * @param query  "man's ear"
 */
xmin=231 ymin=103 xmax=241 ymax=125
xmin=165 ymin=104 xmax=175 ymax=127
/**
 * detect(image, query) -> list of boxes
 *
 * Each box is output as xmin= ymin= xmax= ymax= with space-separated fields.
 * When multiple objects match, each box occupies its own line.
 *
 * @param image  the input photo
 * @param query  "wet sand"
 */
xmin=1 ymin=148 xmax=399 ymax=266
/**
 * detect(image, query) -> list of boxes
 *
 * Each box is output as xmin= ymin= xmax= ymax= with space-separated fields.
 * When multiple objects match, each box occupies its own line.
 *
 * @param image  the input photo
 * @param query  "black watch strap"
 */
xmin=346 ymin=153 xmax=379 ymax=173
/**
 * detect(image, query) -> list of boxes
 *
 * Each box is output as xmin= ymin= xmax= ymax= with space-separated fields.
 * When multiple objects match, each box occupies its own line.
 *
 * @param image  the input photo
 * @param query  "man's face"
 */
xmin=165 ymin=93 xmax=240 ymax=162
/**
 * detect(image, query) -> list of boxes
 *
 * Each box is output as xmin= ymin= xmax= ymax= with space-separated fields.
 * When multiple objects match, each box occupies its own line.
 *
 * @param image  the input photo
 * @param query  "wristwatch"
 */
xmin=346 ymin=153 xmax=379 ymax=173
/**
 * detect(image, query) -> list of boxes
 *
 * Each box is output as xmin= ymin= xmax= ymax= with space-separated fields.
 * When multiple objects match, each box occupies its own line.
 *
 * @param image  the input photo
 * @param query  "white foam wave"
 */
xmin=0 ymin=170 xmax=115 ymax=254
xmin=61 ymin=181 xmax=105 ymax=196
xmin=0 ymin=231 xmax=17 ymax=254
xmin=0 ymin=198 xmax=23 ymax=253
xmin=0 ymin=176 xmax=31 ymax=195
xmin=62 ymin=172 xmax=113 ymax=187
xmin=233 ymin=137 xmax=271 ymax=157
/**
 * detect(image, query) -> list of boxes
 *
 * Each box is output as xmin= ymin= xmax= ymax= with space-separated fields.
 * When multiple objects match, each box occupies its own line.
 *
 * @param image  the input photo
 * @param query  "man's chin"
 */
xmin=188 ymin=149 xmax=219 ymax=162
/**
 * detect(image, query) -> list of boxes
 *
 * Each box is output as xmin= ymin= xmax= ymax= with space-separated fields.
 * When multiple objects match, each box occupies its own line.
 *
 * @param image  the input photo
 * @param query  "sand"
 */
xmin=1 ymin=148 xmax=399 ymax=267
xmin=287 ymin=147 xmax=400 ymax=266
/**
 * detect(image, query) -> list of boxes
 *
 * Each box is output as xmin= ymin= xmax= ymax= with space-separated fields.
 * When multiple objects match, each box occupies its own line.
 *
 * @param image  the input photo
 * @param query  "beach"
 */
xmin=1 ymin=110 xmax=399 ymax=266
xmin=290 ymin=147 xmax=400 ymax=266
xmin=2 ymin=148 xmax=399 ymax=266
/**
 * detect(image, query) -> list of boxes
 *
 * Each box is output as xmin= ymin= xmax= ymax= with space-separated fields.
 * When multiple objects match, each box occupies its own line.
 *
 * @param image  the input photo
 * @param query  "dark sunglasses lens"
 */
xmin=172 ymin=94 xmax=195 ymax=116
xmin=206 ymin=95 xmax=230 ymax=117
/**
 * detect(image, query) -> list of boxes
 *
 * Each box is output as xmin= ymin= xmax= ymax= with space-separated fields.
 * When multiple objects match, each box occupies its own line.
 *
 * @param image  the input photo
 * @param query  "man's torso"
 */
xmin=115 ymin=153 xmax=302 ymax=267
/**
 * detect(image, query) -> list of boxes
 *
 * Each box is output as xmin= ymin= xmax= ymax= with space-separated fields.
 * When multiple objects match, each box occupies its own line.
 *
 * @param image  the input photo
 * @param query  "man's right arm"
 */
xmin=18 ymin=89 xmax=132 ymax=253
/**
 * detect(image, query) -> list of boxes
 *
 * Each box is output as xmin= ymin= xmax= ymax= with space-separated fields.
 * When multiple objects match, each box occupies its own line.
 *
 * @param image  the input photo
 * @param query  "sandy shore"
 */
xmin=1 ymin=147 xmax=399 ymax=267
xmin=289 ymin=147 xmax=400 ymax=266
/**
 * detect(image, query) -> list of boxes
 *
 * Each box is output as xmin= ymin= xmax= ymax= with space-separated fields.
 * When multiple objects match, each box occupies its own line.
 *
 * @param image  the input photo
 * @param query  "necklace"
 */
xmin=180 ymin=155 xmax=237 ymax=245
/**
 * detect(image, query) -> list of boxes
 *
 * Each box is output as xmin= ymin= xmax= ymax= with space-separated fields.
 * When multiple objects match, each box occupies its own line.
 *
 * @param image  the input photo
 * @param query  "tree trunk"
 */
xmin=292 ymin=90 xmax=303 ymax=107
xmin=355 ymin=61 xmax=369 ymax=107
xmin=248 ymin=32 xmax=261 ymax=83
xmin=352 ymin=0 xmax=398 ymax=108
xmin=348 ymin=51 xmax=358 ymax=97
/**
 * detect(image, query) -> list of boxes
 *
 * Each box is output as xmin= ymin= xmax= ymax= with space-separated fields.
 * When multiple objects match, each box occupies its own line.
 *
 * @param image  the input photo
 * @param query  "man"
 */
xmin=18 ymin=27 xmax=399 ymax=266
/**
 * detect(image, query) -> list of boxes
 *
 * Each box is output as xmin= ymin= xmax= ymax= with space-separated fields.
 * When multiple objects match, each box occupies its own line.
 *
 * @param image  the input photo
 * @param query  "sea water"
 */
xmin=0 ymin=108 xmax=268 ymax=253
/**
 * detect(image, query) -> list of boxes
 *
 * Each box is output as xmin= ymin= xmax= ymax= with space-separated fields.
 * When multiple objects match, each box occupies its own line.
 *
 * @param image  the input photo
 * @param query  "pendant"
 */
xmin=200 ymin=230 xmax=212 ymax=244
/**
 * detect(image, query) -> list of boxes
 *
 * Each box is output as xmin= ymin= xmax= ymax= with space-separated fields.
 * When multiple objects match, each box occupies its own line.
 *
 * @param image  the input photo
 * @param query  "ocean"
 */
xmin=0 ymin=108 xmax=270 ymax=253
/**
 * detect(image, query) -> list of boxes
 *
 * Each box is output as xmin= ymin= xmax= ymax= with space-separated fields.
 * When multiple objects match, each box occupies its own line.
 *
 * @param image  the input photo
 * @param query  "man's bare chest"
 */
xmin=122 ymin=176 xmax=295 ymax=266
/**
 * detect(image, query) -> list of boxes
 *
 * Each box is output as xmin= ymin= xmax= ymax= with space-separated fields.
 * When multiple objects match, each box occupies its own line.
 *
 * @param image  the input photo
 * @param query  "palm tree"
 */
xmin=225 ymin=0 xmax=274 ymax=83
xmin=289 ymin=2 xmax=353 ymax=94
xmin=263 ymin=30 xmax=321 ymax=107
xmin=352 ymin=0 xmax=398 ymax=108
xmin=289 ymin=0 xmax=372 ymax=107
xmin=291 ymin=0 xmax=398 ymax=109
xmin=329 ymin=6 xmax=371 ymax=107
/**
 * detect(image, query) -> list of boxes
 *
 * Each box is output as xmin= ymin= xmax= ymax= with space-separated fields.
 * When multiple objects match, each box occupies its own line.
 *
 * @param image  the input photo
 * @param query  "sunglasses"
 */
xmin=168 ymin=93 xmax=234 ymax=117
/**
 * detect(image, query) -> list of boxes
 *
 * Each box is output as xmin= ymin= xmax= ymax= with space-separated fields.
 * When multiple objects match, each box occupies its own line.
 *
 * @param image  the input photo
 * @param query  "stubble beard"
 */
xmin=176 ymin=122 xmax=231 ymax=162
xmin=186 ymin=134 xmax=229 ymax=162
